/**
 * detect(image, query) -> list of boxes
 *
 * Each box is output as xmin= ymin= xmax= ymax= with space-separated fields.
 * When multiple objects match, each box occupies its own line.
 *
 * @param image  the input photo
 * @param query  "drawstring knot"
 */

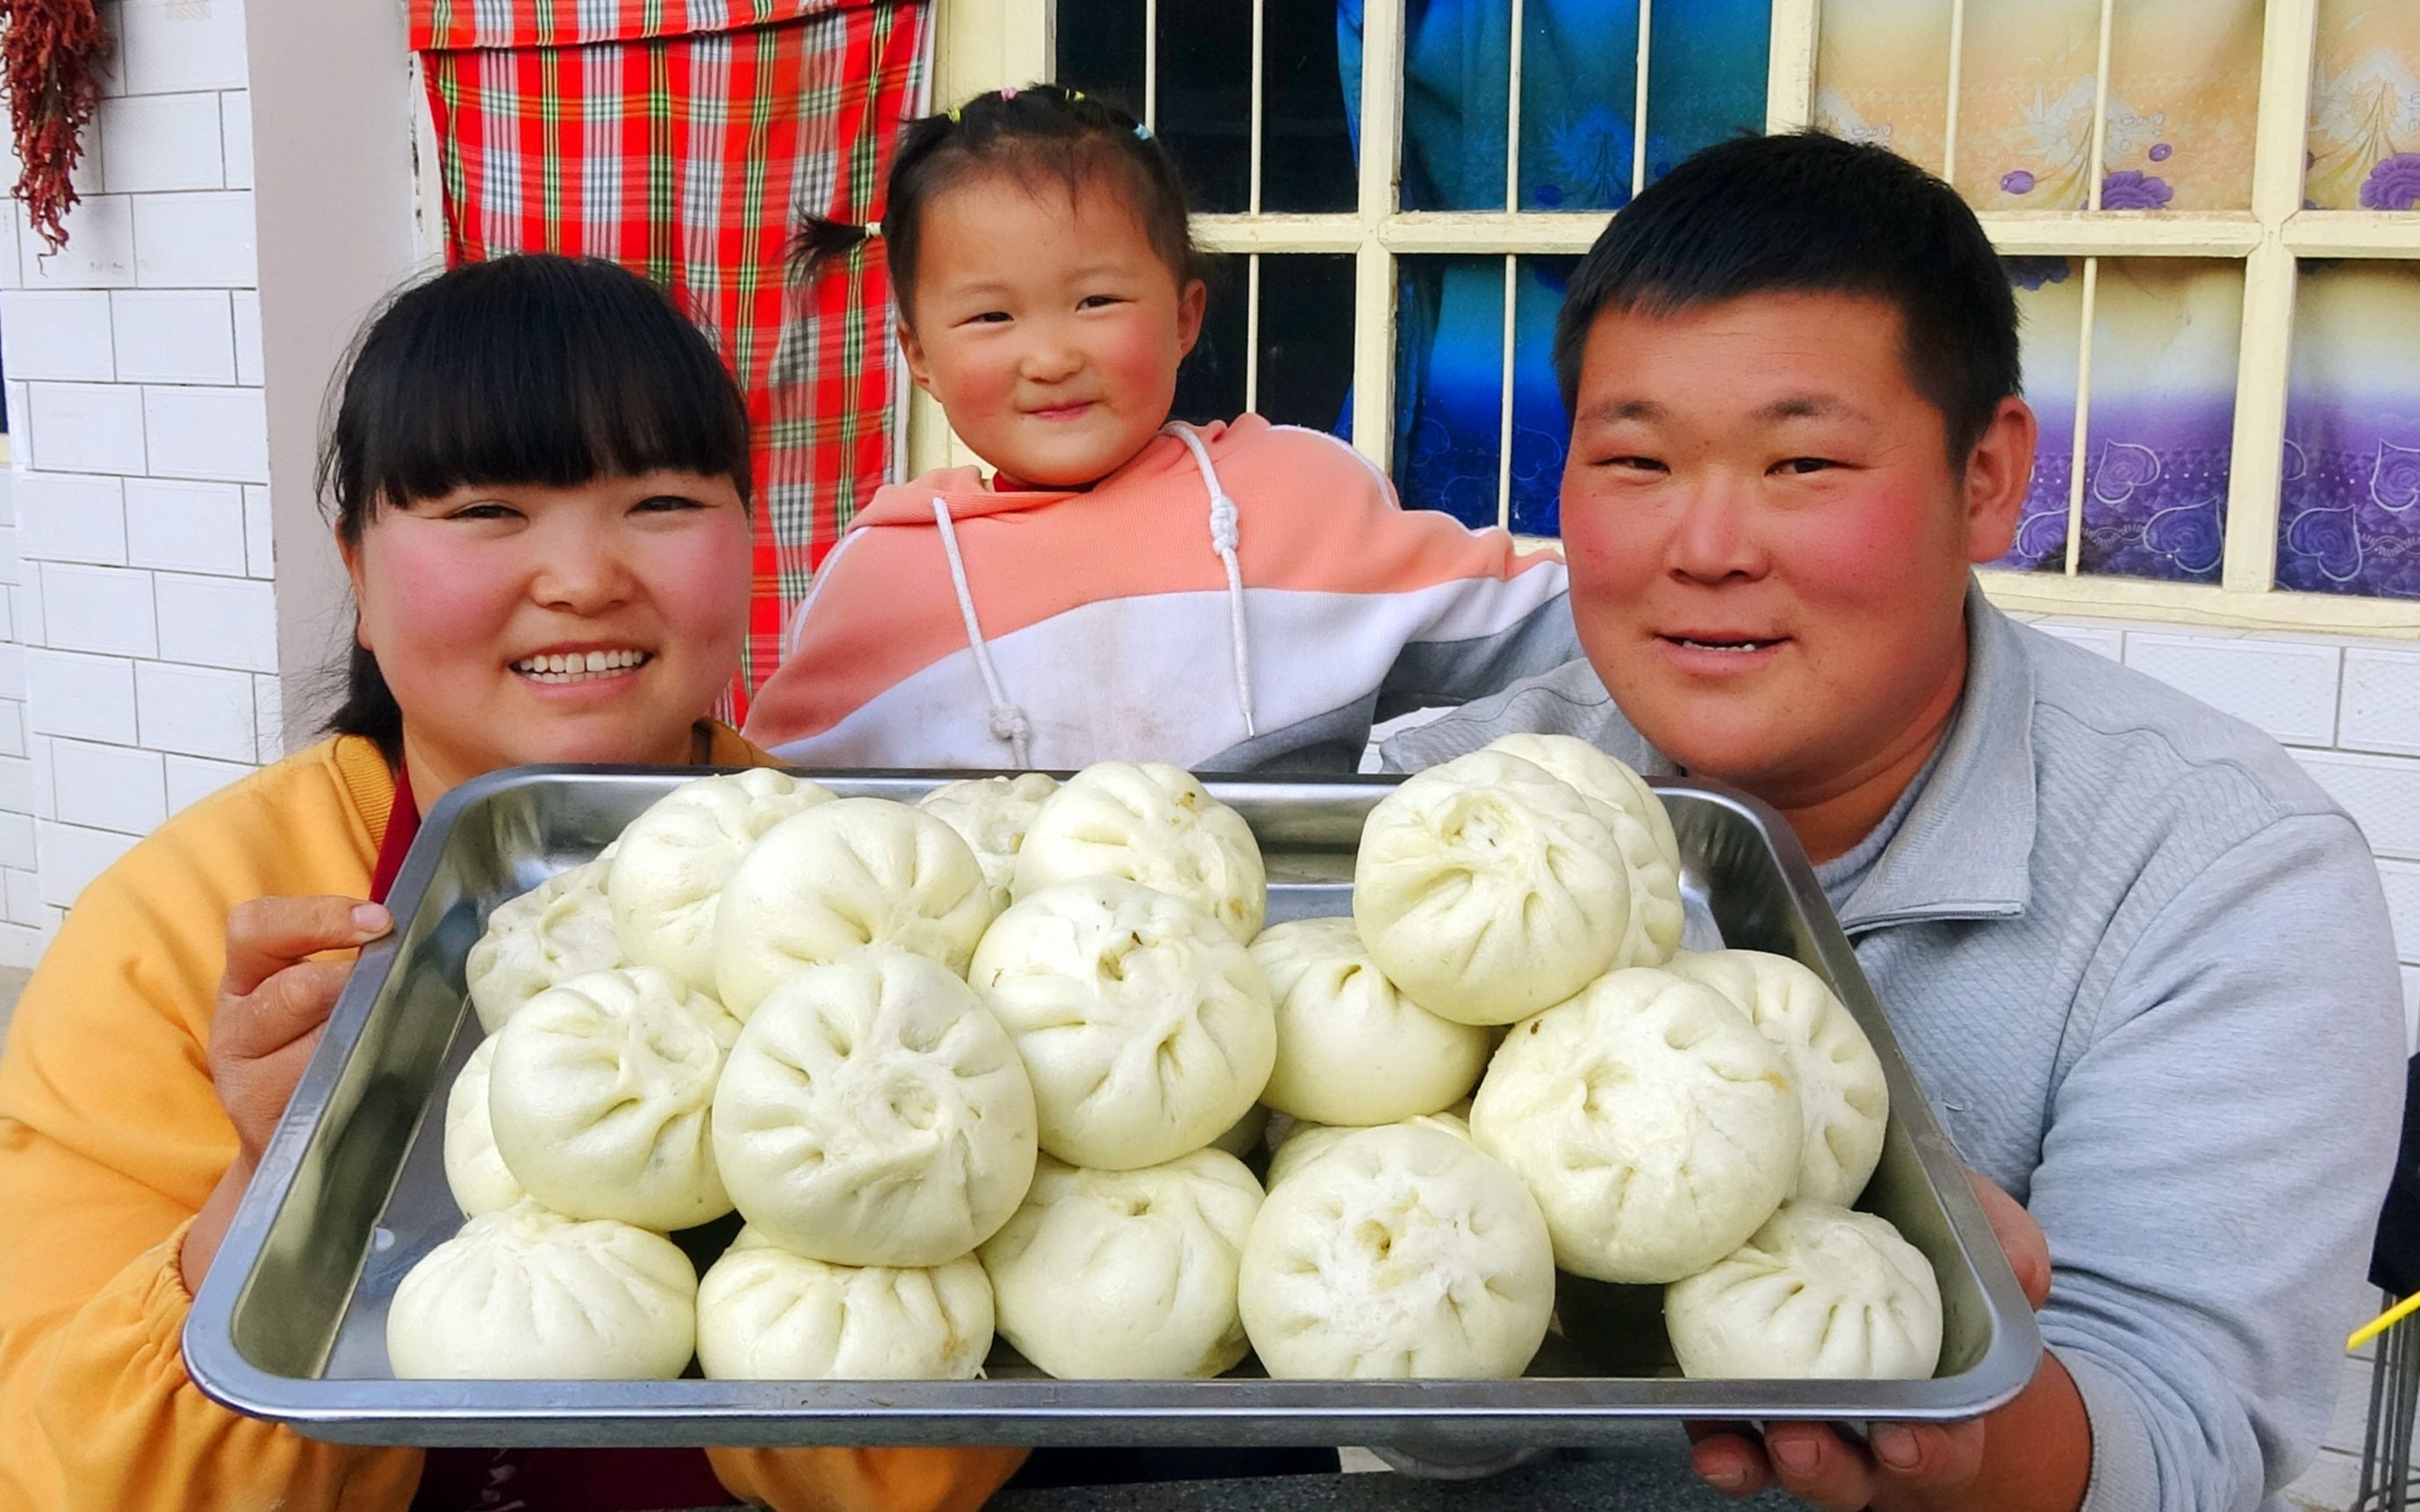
xmin=1207 ymin=494 xmax=1240 ymax=555
xmin=1163 ymin=423 xmax=1259 ymax=742
xmin=987 ymin=705 xmax=1033 ymax=748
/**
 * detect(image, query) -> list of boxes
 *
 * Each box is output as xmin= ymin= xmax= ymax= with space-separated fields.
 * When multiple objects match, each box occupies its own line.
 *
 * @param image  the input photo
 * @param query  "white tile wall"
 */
xmin=24 ymin=651 xmax=136 ymax=744
xmin=27 ymin=383 xmax=144 ymax=474
xmin=125 ymin=478 xmax=247 ymax=576
xmin=165 ymin=752 xmax=249 ymax=813
xmin=119 ymin=0 xmax=250 ymax=96
xmin=2 ymin=290 xmax=115 ymax=380
xmin=38 ymin=563 xmax=156 ymax=658
xmin=134 ymin=659 xmax=255 ymax=761
xmin=142 ymin=385 xmax=266 ymax=481
xmin=241 ymin=484 xmax=272 ymax=577
xmin=0 ymin=54 xmax=267 ymax=964
xmin=230 ymin=290 xmax=261 ymax=384
xmin=2342 ymin=648 xmax=2420 ymax=760
xmin=15 ymin=472 xmax=126 ymax=565
xmin=131 ymin=191 xmax=256 ymax=287
xmin=2123 ymin=633 xmax=2344 ymax=748
xmin=112 ymin=290 xmax=235 ymax=383
xmin=2379 ymin=858 xmax=2420 ymax=967
xmin=154 ymin=571 xmax=275 ymax=671
xmin=2296 ymin=750 xmax=2420 ymax=864
xmin=19 ymin=195 xmax=135 ymax=290
xmin=220 ymin=92 xmax=253 ymax=191
xmin=48 ymin=736 xmax=166 ymax=834
xmin=33 ymin=820 xmax=137 ymax=906
xmin=96 ymin=92 xmax=223 ymax=193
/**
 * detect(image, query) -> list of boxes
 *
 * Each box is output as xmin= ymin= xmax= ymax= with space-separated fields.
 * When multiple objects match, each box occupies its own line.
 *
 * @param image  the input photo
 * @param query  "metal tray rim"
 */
xmin=185 ymin=763 xmax=2043 ymax=1445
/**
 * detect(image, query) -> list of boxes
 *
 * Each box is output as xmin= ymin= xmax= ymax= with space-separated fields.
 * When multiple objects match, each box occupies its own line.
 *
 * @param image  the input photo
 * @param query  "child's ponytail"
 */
xmin=800 ymin=82 xmax=1203 ymax=323
xmin=788 ymin=215 xmax=877 ymax=283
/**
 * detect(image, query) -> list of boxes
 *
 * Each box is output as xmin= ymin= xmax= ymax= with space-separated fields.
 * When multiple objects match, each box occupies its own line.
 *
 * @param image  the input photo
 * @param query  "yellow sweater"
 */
xmin=0 ymin=734 xmax=1024 ymax=1512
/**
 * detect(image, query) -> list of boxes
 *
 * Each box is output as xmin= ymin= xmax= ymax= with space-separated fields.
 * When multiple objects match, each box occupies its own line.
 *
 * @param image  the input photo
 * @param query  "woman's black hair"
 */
xmin=317 ymin=253 xmax=754 ymax=760
xmin=793 ymin=82 xmax=1205 ymax=321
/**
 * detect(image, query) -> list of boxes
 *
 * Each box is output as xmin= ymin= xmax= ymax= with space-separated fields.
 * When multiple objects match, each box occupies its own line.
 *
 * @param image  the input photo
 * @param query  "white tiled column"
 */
xmin=0 ymin=0 xmax=264 ymax=964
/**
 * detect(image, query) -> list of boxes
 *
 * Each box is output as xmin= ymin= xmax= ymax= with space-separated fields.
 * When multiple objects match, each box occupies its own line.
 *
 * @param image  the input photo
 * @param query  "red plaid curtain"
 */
xmin=409 ymin=0 xmax=928 ymax=712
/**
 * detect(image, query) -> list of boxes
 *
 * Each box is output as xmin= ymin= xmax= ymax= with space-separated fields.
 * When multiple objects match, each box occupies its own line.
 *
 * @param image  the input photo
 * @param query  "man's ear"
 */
xmin=1962 ymin=396 xmax=2039 ymax=564
xmin=897 ymin=319 xmax=937 ymax=397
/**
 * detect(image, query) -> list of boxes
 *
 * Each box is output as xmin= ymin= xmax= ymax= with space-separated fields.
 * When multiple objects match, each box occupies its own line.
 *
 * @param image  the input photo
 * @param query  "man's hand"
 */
xmin=1686 ymin=1172 xmax=2056 ymax=1509
xmin=179 ymin=896 xmax=391 ymax=1293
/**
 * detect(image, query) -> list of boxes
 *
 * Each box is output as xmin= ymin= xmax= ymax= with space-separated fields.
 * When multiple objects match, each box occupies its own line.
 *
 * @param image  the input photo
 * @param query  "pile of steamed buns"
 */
xmin=391 ymin=736 xmax=1944 ymax=1388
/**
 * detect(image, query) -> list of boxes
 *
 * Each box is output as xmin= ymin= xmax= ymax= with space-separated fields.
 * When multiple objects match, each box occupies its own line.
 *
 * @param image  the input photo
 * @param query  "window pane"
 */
xmin=1509 ymin=256 xmax=1578 ymax=534
xmin=1392 ymin=0 xmax=1512 ymax=211
xmin=1823 ymin=0 xmax=2259 ymax=211
xmin=2308 ymin=0 xmax=2420 ymax=211
xmin=1055 ymin=0 xmax=1145 ymax=113
xmin=2076 ymin=259 xmax=2244 ymax=584
xmin=1513 ymin=2 xmax=1641 ymax=211
xmin=1263 ymin=0 xmax=1357 ymax=212
xmin=1815 ymin=0 xmax=1951 ymax=176
xmin=2000 ymin=258 xmax=2087 ymax=572
xmin=1394 ymin=254 xmax=1505 ymax=527
xmin=1255 ymin=254 xmax=1355 ymax=433
xmin=1155 ymin=0 xmax=1253 ymax=213
xmin=1633 ymin=0 xmax=1769 ymax=196
xmin=1171 ymin=255 xmax=1249 ymax=428
xmin=2277 ymin=262 xmax=2420 ymax=599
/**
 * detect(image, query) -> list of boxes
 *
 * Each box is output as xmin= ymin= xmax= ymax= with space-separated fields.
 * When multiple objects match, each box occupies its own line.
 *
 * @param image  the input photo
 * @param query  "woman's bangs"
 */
xmin=359 ymin=257 xmax=753 ymax=509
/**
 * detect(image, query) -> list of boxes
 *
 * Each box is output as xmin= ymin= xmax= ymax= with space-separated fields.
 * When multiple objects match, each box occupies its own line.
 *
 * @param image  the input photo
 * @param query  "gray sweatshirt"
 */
xmin=1384 ymin=588 xmax=2405 ymax=1512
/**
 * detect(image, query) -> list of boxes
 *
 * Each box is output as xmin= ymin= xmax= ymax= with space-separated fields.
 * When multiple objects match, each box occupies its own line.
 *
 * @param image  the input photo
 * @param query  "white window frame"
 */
xmin=922 ymin=0 xmax=2420 ymax=636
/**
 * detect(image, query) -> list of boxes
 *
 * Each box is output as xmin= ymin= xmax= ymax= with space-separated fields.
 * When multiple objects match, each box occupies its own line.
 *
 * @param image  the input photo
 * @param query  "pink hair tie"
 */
xmin=1000 ymin=85 xmax=1019 ymax=101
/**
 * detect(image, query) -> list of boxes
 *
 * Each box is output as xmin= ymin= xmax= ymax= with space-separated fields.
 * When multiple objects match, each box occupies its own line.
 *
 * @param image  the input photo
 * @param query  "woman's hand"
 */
xmin=1686 ymin=1172 xmax=2057 ymax=1510
xmin=179 ymin=896 xmax=392 ymax=1293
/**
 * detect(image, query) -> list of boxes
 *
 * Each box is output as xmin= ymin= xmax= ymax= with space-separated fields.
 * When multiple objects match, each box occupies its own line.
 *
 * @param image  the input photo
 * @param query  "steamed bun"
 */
xmin=713 ymin=798 xmax=996 ymax=1021
xmin=1353 ymin=750 xmax=1631 ymax=1024
xmin=1249 ymin=916 xmax=1489 ymax=1125
xmin=1263 ymin=1109 xmax=1470 ymax=1190
xmin=464 ymin=858 xmax=621 ymax=1034
xmin=696 ymin=1227 xmax=995 ymax=1380
xmin=386 ymin=1200 xmax=697 ymax=1379
xmin=1470 ymin=968 xmax=1800 ymax=1283
xmin=918 ymin=773 xmax=1059 ymax=913
xmin=441 ymin=1035 xmax=525 ymax=1218
xmin=485 ymin=965 xmax=736 ymax=1231
xmin=1665 ymin=1200 xmax=1942 ymax=1380
xmin=969 ymin=878 xmax=1275 ymax=1171
xmin=608 ymin=770 xmax=835 ymax=996
xmin=1482 ymin=731 xmax=1680 ymax=873
xmin=1012 ymin=762 xmax=1267 ymax=942
xmin=1663 ymin=949 xmax=1889 ymax=1207
xmin=1239 ymin=1124 xmax=1553 ymax=1379
xmin=712 ymin=949 xmax=1038 ymax=1266
xmin=980 ymin=1150 xmax=1263 ymax=1379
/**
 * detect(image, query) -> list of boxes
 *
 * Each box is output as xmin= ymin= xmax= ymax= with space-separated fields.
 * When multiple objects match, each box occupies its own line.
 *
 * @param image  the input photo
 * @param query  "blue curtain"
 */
xmin=1339 ymin=0 xmax=1770 ymax=531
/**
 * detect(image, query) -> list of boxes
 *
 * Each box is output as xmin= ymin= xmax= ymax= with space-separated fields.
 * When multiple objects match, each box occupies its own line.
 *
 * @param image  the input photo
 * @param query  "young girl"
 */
xmin=742 ymin=85 xmax=1576 ymax=771
xmin=0 ymin=254 xmax=1022 ymax=1512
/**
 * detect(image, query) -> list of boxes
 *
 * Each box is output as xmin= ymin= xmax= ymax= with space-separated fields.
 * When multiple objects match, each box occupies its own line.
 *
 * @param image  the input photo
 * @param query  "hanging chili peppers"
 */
xmin=0 ymin=0 xmax=111 ymax=252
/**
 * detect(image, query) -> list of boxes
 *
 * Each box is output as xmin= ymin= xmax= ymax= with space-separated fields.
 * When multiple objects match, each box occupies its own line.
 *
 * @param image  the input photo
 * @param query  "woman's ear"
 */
xmin=336 ymin=522 xmax=372 ymax=650
xmin=1174 ymin=278 xmax=1207 ymax=360
xmin=897 ymin=319 xmax=937 ymax=396
xmin=1962 ymin=396 xmax=2039 ymax=565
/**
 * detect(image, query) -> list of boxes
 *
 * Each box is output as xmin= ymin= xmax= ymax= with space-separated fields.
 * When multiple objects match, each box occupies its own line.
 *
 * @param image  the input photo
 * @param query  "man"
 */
xmin=1386 ymin=133 xmax=2404 ymax=1511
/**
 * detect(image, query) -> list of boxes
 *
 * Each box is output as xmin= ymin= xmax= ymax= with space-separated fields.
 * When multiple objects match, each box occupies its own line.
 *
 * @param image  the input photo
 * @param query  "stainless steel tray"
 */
xmin=185 ymin=765 xmax=2042 ymax=1449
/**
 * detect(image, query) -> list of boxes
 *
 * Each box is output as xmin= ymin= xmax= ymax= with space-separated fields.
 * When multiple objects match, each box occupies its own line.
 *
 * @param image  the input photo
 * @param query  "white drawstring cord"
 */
xmin=931 ymin=497 xmax=1033 ymax=766
xmin=1164 ymin=423 xmax=1259 ymax=740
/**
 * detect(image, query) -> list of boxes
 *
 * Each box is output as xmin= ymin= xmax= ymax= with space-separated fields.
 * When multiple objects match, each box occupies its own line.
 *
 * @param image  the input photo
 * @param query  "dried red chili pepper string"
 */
xmin=0 ymin=0 xmax=111 ymax=252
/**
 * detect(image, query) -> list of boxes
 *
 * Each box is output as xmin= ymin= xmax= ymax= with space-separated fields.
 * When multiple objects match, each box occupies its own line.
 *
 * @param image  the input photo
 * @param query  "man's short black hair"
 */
xmin=1554 ymin=131 xmax=2021 ymax=462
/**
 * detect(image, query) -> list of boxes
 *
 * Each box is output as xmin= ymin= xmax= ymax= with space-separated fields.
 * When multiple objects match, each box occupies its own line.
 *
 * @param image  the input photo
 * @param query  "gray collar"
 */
xmin=1834 ymin=584 xmax=2037 ymax=931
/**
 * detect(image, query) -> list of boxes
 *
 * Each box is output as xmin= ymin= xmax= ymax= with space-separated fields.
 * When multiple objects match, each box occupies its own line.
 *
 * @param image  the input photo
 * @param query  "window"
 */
xmin=924 ymin=0 xmax=2420 ymax=634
